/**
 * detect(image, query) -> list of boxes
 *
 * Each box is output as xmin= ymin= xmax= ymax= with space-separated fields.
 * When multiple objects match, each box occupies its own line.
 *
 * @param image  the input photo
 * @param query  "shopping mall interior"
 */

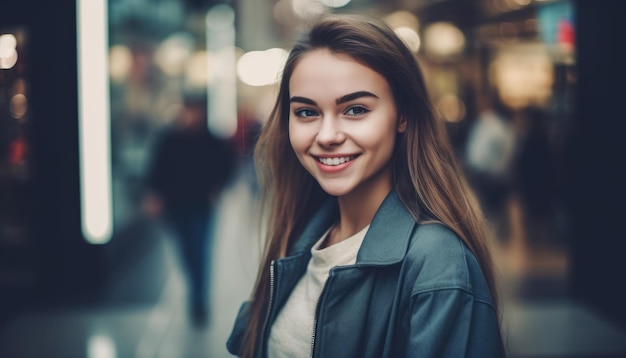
xmin=1 ymin=0 xmax=625 ymax=356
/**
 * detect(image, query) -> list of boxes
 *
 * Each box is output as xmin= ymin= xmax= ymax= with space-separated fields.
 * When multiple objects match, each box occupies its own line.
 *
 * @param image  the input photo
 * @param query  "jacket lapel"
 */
xmin=289 ymin=198 xmax=339 ymax=256
xmin=356 ymin=190 xmax=416 ymax=266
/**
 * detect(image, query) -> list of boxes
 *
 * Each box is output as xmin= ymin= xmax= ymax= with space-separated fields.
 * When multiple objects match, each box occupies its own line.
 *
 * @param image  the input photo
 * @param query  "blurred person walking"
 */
xmin=464 ymin=94 xmax=517 ymax=242
xmin=145 ymin=95 xmax=235 ymax=327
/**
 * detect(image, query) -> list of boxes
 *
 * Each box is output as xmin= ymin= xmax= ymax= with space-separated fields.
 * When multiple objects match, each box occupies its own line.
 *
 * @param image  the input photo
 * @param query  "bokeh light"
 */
xmin=318 ymin=0 xmax=351 ymax=8
xmin=109 ymin=45 xmax=132 ymax=83
xmin=489 ymin=45 xmax=554 ymax=109
xmin=154 ymin=32 xmax=195 ymax=76
xmin=423 ymin=22 xmax=465 ymax=58
xmin=436 ymin=94 xmax=466 ymax=123
xmin=0 ymin=33 xmax=18 ymax=70
xmin=394 ymin=27 xmax=421 ymax=53
xmin=274 ymin=0 xmax=298 ymax=27
xmin=184 ymin=50 xmax=210 ymax=88
xmin=10 ymin=94 xmax=28 ymax=119
xmin=291 ymin=0 xmax=327 ymax=19
xmin=237 ymin=48 xmax=288 ymax=87
xmin=383 ymin=10 xmax=419 ymax=30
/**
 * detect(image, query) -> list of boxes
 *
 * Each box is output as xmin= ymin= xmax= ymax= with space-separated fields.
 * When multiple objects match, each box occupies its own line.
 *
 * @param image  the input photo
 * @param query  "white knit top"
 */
xmin=267 ymin=224 xmax=369 ymax=358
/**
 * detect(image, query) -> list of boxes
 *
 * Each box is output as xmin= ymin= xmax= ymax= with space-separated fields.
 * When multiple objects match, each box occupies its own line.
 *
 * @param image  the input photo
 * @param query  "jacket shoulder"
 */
xmin=404 ymin=223 xmax=493 ymax=303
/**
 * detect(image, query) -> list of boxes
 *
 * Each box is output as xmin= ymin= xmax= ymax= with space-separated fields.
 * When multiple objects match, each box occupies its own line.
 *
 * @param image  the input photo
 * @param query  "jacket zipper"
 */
xmin=260 ymin=260 xmax=276 ymax=358
xmin=310 ymin=315 xmax=317 ymax=358
xmin=310 ymin=268 xmax=334 ymax=358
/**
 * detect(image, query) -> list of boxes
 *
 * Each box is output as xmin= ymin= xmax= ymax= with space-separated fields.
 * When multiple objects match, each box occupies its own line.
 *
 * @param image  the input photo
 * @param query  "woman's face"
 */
xmin=288 ymin=49 xmax=404 ymax=200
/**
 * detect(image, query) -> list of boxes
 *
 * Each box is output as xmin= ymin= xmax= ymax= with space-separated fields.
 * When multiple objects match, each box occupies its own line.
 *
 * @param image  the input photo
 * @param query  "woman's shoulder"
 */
xmin=403 ymin=223 xmax=493 ymax=302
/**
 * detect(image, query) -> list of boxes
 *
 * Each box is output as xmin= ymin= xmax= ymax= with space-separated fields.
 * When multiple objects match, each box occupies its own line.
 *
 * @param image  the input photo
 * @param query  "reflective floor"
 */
xmin=1 ymin=173 xmax=626 ymax=357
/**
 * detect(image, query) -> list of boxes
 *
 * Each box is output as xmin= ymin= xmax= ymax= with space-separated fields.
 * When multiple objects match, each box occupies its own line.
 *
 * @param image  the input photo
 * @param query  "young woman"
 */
xmin=227 ymin=14 xmax=504 ymax=358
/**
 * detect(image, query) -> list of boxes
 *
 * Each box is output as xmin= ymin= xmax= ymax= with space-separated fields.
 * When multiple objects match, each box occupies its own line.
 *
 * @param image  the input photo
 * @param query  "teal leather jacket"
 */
xmin=227 ymin=190 xmax=502 ymax=357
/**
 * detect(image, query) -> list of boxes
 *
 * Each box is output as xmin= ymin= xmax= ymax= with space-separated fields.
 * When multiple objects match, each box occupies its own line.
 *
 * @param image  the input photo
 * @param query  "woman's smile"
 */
xmin=316 ymin=154 xmax=358 ymax=166
xmin=313 ymin=154 xmax=360 ymax=173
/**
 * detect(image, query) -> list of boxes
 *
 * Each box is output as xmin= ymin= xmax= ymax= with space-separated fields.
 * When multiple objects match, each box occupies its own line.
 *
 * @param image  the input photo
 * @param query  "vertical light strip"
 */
xmin=77 ymin=0 xmax=113 ymax=244
xmin=206 ymin=4 xmax=237 ymax=138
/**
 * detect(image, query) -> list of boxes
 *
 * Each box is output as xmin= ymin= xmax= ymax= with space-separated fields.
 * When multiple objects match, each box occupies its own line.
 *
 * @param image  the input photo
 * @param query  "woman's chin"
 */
xmin=318 ymin=183 xmax=353 ymax=198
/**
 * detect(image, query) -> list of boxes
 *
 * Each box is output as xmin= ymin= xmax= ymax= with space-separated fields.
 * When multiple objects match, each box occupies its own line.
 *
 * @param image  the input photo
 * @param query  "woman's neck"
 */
xmin=324 ymin=183 xmax=392 ymax=248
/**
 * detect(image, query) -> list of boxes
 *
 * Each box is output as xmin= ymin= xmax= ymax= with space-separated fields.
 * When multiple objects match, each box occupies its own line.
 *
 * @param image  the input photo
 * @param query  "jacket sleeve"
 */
xmin=226 ymin=301 xmax=251 ymax=356
xmin=407 ymin=288 xmax=502 ymax=357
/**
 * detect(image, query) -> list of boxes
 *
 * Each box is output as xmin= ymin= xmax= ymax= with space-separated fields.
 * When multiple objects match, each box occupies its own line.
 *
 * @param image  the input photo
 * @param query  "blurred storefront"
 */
xmin=1 ymin=1 xmax=105 ymax=321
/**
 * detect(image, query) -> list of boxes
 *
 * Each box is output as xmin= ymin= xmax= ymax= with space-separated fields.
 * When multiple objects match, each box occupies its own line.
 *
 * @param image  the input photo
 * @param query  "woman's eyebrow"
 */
xmin=290 ymin=91 xmax=379 ymax=106
xmin=336 ymin=91 xmax=378 ymax=105
xmin=289 ymin=96 xmax=317 ymax=105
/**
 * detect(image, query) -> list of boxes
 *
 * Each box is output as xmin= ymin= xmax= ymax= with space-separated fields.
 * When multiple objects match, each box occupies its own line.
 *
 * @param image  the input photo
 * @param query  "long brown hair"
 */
xmin=241 ymin=14 xmax=501 ymax=357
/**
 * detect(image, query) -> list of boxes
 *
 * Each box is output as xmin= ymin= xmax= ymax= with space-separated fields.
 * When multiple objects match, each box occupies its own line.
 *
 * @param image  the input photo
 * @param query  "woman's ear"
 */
xmin=397 ymin=117 xmax=407 ymax=133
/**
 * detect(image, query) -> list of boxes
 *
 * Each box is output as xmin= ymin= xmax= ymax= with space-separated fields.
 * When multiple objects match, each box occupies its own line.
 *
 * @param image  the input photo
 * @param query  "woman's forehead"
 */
xmin=288 ymin=49 xmax=389 ymax=100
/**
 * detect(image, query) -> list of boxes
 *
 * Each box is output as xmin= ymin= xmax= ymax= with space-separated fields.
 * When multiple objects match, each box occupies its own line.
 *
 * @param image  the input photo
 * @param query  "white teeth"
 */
xmin=318 ymin=156 xmax=354 ymax=166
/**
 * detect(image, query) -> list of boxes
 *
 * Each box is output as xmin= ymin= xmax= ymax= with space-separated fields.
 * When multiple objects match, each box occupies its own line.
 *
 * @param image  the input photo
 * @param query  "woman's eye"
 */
xmin=345 ymin=106 xmax=369 ymax=116
xmin=295 ymin=108 xmax=318 ymax=118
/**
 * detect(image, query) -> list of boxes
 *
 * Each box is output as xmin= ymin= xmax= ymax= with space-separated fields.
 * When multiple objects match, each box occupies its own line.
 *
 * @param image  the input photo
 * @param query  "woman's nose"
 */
xmin=316 ymin=116 xmax=345 ymax=147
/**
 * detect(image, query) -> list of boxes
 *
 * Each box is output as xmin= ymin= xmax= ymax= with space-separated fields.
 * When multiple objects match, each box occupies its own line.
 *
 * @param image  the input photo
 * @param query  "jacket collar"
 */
xmin=289 ymin=189 xmax=416 ymax=266
xmin=289 ymin=198 xmax=339 ymax=256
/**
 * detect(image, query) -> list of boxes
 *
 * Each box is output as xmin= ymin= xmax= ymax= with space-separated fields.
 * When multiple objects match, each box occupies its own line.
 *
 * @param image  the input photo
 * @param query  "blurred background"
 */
xmin=1 ymin=0 xmax=625 ymax=357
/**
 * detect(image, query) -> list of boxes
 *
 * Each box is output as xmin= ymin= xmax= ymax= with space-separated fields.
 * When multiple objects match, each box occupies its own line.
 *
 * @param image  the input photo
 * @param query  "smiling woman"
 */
xmin=228 ymin=14 xmax=504 ymax=358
